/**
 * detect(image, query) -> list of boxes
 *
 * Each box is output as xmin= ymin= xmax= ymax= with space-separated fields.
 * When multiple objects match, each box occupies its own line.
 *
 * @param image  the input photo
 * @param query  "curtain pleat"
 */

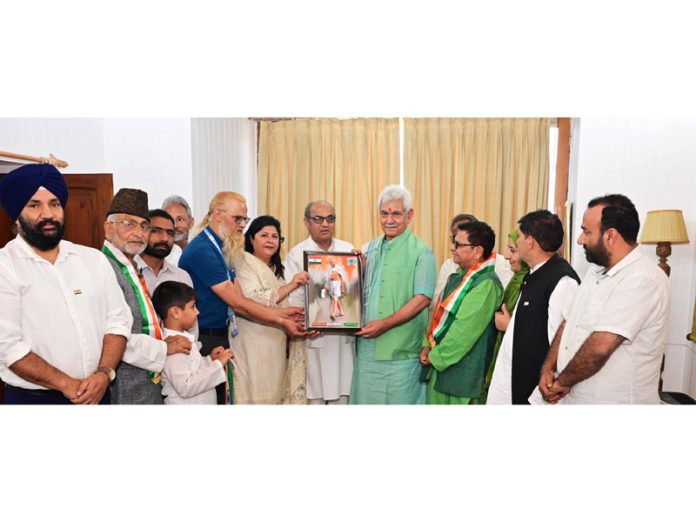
xmin=258 ymin=119 xmax=400 ymax=256
xmin=404 ymin=118 xmax=550 ymax=268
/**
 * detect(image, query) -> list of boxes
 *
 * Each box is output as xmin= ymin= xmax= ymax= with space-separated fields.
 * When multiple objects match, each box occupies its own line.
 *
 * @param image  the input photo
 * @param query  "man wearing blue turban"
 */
xmin=0 ymin=163 xmax=132 ymax=404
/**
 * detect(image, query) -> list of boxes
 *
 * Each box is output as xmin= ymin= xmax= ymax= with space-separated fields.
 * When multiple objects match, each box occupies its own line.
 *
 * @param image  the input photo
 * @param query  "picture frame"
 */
xmin=303 ymin=251 xmax=364 ymax=332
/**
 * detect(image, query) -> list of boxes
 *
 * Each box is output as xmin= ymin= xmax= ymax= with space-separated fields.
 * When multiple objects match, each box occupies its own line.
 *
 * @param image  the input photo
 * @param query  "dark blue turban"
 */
xmin=0 ymin=163 xmax=68 ymax=220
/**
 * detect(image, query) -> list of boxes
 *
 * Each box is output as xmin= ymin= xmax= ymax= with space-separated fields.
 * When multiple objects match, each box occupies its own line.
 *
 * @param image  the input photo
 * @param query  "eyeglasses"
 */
xmin=218 ymin=209 xmax=251 ymax=225
xmin=451 ymin=239 xmax=477 ymax=249
xmin=150 ymin=226 xmax=175 ymax=238
xmin=308 ymin=215 xmax=336 ymax=224
xmin=109 ymin=219 xmax=150 ymax=233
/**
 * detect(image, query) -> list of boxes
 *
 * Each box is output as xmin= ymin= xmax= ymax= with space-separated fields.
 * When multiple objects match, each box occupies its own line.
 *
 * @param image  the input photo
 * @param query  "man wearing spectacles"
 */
xmin=420 ymin=221 xmax=503 ymax=404
xmin=180 ymin=192 xmax=307 ymax=403
xmin=350 ymin=185 xmax=437 ymax=405
xmin=285 ymin=200 xmax=356 ymax=405
xmin=103 ymin=189 xmax=193 ymax=404
xmin=433 ymin=213 xmax=514 ymax=310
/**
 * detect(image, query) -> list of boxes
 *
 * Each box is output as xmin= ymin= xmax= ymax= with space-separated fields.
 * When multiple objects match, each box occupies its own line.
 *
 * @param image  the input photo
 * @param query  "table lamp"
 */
xmin=639 ymin=209 xmax=689 ymax=277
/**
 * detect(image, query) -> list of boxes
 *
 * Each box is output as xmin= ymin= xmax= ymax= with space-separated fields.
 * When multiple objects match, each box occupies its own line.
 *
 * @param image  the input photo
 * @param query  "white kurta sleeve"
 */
xmin=284 ymin=246 xmax=306 ymax=308
xmin=546 ymin=276 xmax=580 ymax=343
xmin=100 ymin=255 xmax=133 ymax=338
xmin=122 ymin=334 xmax=167 ymax=372
xmin=432 ymin=260 xmax=456 ymax=311
xmin=0 ymin=258 xmax=32 ymax=367
xmin=163 ymin=354 xmax=226 ymax=399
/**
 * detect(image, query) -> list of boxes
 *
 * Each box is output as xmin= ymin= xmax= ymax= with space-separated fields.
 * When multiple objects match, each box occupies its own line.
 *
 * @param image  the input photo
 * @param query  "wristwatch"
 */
xmin=96 ymin=366 xmax=116 ymax=382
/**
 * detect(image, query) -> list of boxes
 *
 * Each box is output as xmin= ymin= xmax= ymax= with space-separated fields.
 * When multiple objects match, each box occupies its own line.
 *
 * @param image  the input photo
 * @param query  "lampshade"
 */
xmin=640 ymin=210 xmax=690 ymax=244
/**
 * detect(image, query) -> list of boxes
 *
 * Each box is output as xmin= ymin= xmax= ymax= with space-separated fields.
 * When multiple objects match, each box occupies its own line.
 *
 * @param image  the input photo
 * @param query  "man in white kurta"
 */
xmin=285 ymin=201 xmax=355 ymax=405
xmin=487 ymin=211 xmax=579 ymax=404
xmin=0 ymin=163 xmax=131 ymax=404
xmin=536 ymin=194 xmax=670 ymax=405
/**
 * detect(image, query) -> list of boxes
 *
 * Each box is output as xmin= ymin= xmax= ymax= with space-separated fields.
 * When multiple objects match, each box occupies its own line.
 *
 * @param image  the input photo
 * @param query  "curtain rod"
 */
xmin=0 ymin=150 xmax=69 ymax=168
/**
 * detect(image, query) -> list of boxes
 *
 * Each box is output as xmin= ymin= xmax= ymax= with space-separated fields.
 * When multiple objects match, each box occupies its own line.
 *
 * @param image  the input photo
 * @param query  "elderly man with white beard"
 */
xmin=103 ymin=188 xmax=192 ymax=404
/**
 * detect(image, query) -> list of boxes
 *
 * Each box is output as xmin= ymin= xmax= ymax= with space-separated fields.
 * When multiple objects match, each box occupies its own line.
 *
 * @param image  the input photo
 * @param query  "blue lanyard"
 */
xmin=204 ymin=228 xmax=235 ymax=281
xmin=203 ymin=227 xmax=238 ymax=336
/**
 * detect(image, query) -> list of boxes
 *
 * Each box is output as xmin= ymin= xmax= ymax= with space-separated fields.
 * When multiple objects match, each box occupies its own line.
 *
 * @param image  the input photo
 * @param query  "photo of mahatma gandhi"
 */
xmin=304 ymin=252 xmax=363 ymax=331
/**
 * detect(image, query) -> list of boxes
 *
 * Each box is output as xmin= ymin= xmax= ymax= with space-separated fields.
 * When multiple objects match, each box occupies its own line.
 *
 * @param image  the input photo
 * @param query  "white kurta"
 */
xmin=0 ymin=236 xmax=132 ymax=389
xmin=231 ymin=252 xmax=288 ymax=404
xmin=285 ymin=236 xmax=356 ymax=401
xmin=555 ymin=247 xmax=670 ymax=404
xmin=161 ymin=328 xmax=226 ymax=405
xmin=486 ymin=262 xmax=579 ymax=404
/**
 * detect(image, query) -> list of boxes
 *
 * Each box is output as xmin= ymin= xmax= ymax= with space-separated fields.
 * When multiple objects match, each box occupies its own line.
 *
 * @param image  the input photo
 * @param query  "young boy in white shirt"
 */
xmin=152 ymin=281 xmax=233 ymax=404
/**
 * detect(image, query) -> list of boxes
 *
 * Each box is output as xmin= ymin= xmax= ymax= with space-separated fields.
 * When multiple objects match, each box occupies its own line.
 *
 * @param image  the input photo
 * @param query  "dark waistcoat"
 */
xmin=511 ymin=255 xmax=580 ymax=404
xmin=106 ymin=256 xmax=163 ymax=405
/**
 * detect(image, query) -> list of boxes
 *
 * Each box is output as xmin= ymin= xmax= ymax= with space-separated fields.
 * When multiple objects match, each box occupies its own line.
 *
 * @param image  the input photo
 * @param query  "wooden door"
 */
xmin=0 ymin=173 xmax=113 ymax=403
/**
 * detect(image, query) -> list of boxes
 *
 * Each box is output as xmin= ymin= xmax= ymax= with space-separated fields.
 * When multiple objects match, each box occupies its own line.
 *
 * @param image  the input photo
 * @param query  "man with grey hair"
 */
xmin=103 ymin=188 xmax=192 ymax=404
xmin=285 ymin=200 xmax=355 ymax=404
xmin=350 ymin=185 xmax=437 ymax=404
xmin=162 ymin=195 xmax=195 ymax=266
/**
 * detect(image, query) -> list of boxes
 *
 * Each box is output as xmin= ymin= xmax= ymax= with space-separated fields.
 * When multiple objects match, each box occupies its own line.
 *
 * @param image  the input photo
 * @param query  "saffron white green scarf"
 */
xmin=426 ymin=253 xmax=496 ymax=346
xmin=103 ymin=241 xmax=163 ymax=383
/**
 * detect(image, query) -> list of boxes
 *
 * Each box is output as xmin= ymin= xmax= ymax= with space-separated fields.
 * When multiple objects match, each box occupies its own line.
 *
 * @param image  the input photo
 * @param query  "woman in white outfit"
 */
xmin=231 ymin=215 xmax=308 ymax=404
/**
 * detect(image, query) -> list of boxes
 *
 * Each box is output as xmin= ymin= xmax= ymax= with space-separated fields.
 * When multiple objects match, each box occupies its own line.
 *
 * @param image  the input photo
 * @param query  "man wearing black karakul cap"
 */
xmin=0 ymin=164 xmax=132 ymax=404
xmin=102 ymin=188 xmax=192 ymax=404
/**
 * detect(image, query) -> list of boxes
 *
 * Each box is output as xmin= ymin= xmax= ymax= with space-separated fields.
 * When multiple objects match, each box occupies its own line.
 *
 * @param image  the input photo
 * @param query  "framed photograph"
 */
xmin=303 ymin=251 xmax=364 ymax=332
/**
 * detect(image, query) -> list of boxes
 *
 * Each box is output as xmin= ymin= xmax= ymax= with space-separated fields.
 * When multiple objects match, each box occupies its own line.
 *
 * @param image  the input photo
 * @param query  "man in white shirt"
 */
xmin=136 ymin=208 xmax=198 ymax=341
xmin=162 ymin=195 xmax=195 ymax=266
xmin=285 ymin=201 xmax=355 ymax=405
xmin=103 ymin=188 xmax=192 ymax=404
xmin=0 ymin=163 xmax=132 ymax=404
xmin=136 ymin=209 xmax=194 ymax=294
xmin=487 ymin=210 xmax=579 ymax=404
xmin=433 ymin=213 xmax=514 ymax=306
xmin=538 ymin=194 xmax=670 ymax=405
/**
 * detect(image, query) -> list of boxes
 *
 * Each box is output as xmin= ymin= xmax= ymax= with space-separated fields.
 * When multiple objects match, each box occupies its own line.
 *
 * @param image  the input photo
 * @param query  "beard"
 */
xmin=18 ymin=215 xmax=65 ymax=251
xmin=222 ymin=230 xmax=245 ymax=268
xmin=174 ymin=229 xmax=189 ymax=243
xmin=122 ymin=241 xmax=147 ymax=256
xmin=144 ymin=241 xmax=172 ymax=259
xmin=583 ymin=239 xmax=610 ymax=267
xmin=109 ymin=235 xmax=146 ymax=257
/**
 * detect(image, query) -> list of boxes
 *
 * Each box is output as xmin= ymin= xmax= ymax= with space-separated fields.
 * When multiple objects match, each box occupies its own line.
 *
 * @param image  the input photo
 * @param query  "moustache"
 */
xmin=151 ymin=242 xmax=169 ymax=249
xmin=38 ymin=219 xmax=61 ymax=229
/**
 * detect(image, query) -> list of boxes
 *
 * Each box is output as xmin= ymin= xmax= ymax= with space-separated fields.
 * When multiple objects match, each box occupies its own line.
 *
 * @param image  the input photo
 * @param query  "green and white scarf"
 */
xmin=103 ymin=241 xmax=163 ymax=383
xmin=426 ymin=254 xmax=497 ymax=346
